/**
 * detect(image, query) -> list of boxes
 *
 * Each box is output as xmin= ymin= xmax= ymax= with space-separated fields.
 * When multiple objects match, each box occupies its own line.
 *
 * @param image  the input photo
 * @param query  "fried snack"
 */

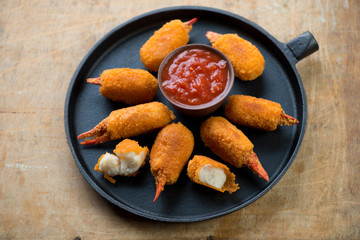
xmin=187 ymin=155 xmax=239 ymax=193
xmin=150 ymin=122 xmax=194 ymax=202
xmin=225 ymin=95 xmax=299 ymax=131
xmin=140 ymin=18 xmax=197 ymax=72
xmin=94 ymin=139 xmax=149 ymax=183
xmin=77 ymin=101 xmax=175 ymax=145
xmin=87 ymin=68 xmax=158 ymax=105
xmin=206 ymin=31 xmax=265 ymax=81
xmin=200 ymin=116 xmax=269 ymax=181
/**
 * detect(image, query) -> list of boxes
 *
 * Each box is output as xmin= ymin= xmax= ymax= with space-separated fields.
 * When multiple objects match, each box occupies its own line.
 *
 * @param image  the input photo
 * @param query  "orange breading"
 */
xmin=113 ymin=139 xmax=149 ymax=156
xmin=140 ymin=19 xmax=194 ymax=72
xmin=77 ymin=101 xmax=176 ymax=145
xmin=89 ymin=68 xmax=158 ymax=105
xmin=150 ymin=122 xmax=194 ymax=202
xmin=200 ymin=117 xmax=253 ymax=168
xmin=207 ymin=32 xmax=265 ymax=81
xmin=200 ymin=116 xmax=269 ymax=181
xmin=225 ymin=95 xmax=299 ymax=131
xmin=187 ymin=155 xmax=239 ymax=193
xmin=106 ymin=102 xmax=175 ymax=140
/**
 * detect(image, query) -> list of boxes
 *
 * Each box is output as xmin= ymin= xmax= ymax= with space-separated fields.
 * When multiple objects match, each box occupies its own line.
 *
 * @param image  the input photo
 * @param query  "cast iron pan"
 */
xmin=65 ymin=6 xmax=318 ymax=222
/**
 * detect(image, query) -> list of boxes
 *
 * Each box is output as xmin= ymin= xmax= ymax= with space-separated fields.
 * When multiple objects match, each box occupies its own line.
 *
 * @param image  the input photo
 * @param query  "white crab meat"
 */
xmin=98 ymin=153 xmax=121 ymax=176
xmin=116 ymin=151 xmax=147 ymax=176
xmin=99 ymin=151 xmax=147 ymax=176
xmin=198 ymin=164 xmax=226 ymax=189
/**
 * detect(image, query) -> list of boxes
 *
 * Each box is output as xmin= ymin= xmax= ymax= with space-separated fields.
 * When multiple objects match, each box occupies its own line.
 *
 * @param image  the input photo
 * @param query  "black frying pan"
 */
xmin=64 ymin=6 xmax=318 ymax=222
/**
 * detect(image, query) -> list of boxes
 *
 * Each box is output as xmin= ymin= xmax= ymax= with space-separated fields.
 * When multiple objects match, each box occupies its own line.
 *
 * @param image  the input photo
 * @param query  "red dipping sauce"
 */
xmin=161 ymin=46 xmax=230 ymax=106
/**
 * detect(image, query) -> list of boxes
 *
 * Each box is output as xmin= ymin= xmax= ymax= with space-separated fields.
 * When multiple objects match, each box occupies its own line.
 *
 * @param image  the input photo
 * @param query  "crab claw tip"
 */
xmin=185 ymin=17 xmax=197 ymax=26
xmin=153 ymin=182 xmax=164 ymax=202
xmin=247 ymin=152 xmax=269 ymax=182
xmin=87 ymin=77 xmax=101 ymax=85
xmin=280 ymin=112 xmax=299 ymax=126
xmin=205 ymin=31 xmax=221 ymax=43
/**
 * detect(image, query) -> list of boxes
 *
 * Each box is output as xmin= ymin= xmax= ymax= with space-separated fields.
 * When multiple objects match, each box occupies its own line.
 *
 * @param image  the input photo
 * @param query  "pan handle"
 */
xmin=285 ymin=31 xmax=319 ymax=63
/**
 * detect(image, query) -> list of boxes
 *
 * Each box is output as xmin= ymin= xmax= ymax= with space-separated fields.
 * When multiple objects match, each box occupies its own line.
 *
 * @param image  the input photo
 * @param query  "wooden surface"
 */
xmin=1 ymin=0 xmax=359 ymax=239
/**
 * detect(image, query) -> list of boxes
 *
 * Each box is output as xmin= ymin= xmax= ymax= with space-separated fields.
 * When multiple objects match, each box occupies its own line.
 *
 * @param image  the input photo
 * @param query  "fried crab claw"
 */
xmin=77 ymin=102 xmax=176 ymax=145
xmin=149 ymin=122 xmax=194 ymax=202
xmin=200 ymin=116 xmax=270 ymax=182
xmin=205 ymin=31 xmax=265 ymax=81
xmin=140 ymin=18 xmax=198 ymax=72
xmin=225 ymin=95 xmax=299 ymax=131
xmin=86 ymin=68 xmax=159 ymax=105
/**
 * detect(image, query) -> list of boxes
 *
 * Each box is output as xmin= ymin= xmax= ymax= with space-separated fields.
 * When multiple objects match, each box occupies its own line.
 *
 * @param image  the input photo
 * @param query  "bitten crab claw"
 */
xmin=77 ymin=120 xmax=111 ymax=145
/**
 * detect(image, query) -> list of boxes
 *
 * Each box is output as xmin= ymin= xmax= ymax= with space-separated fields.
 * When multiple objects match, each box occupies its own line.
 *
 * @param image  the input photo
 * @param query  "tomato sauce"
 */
xmin=161 ymin=47 xmax=230 ymax=106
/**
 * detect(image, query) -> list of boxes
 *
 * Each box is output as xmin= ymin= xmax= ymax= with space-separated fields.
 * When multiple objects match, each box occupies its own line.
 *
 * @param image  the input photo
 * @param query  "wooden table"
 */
xmin=1 ymin=1 xmax=359 ymax=239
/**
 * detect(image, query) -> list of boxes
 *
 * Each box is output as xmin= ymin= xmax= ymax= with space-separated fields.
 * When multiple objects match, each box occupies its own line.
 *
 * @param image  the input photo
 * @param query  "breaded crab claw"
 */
xmin=77 ymin=102 xmax=175 ymax=145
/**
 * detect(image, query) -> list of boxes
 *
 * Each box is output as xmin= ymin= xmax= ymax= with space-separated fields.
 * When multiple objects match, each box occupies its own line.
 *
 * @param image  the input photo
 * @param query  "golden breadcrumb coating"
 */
xmin=210 ymin=33 xmax=265 ymax=81
xmin=200 ymin=116 xmax=269 ymax=181
xmin=187 ymin=155 xmax=239 ymax=193
xmin=140 ymin=19 xmax=192 ymax=72
xmin=150 ymin=122 xmax=194 ymax=201
xmin=225 ymin=95 xmax=298 ymax=131
xmin=107 ymin=102 xmax=175 ymax=140
xmin=200 ymin=117 xmax=253 ymax=168
xmin=98 ymin=68 xmax=158 ymax=105
xmin=113 ymin=139 xmax=149 ymax=156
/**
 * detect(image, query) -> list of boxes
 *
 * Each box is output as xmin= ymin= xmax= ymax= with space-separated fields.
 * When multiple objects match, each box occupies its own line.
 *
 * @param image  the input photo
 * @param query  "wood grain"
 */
xmin=1 ymin=0 xmax=359 ymax=239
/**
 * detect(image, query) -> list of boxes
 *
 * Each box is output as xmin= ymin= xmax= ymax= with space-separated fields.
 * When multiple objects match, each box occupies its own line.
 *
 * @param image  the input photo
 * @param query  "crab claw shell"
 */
xmin=205 ymin=31 xmax=221 ymax=44
xmin=153 ymin=180 xmax=165 ymax=202
xmin=184 ymin=17 xmax=198 ymax=26
xmin=79 ymin=135 xmax=111 ymax=145
xmin=246 ymin=152 xmax=269 ymax=182
xmin=77 ymin=120 xmax=111 ymax=145
xmin=279 ymin=112 xmax=299 ymax=126
xmin=86 ymin=77 xmax=101 ymax=85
